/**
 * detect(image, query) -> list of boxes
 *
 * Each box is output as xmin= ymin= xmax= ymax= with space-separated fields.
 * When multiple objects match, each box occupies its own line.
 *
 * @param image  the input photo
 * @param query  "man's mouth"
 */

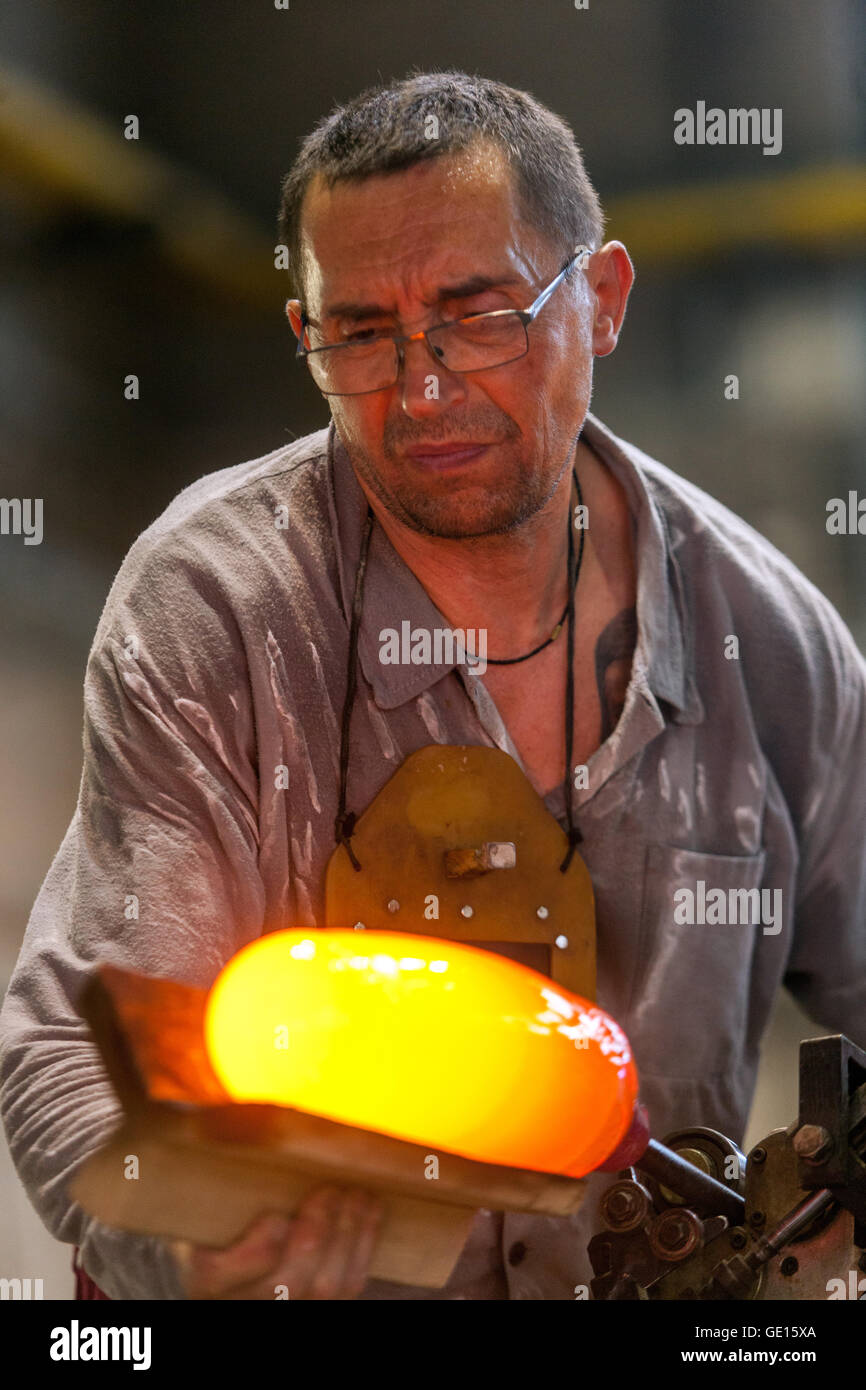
xmin=401 ymin=442 xmax=492 ymax=470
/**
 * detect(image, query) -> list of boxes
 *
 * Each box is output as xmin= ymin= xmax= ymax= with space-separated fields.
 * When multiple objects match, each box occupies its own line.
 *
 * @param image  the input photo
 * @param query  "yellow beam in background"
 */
xmin=607 ymin=164 xmax=866 ymax=264
xmin=0 ymin=64 xmax=281 ymax=308
xmin=1 ymin=64 xmax=863 ymax=308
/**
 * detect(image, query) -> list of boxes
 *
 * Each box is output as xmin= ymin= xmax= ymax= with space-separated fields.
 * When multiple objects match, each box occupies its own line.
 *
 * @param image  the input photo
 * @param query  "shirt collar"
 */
xmin=580 ymin=414 xmax=704 ymax=726
xmin=328 ymin=414 xmax=703 ymax=724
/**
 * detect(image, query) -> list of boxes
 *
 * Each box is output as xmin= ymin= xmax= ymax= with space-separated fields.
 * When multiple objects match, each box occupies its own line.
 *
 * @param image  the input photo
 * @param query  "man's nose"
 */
xmin=398 ymin=334 xmax=468 ymax=417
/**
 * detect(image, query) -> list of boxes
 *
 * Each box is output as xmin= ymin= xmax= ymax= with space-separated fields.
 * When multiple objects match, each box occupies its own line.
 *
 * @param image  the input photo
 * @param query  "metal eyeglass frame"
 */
xmin=294 ymin=244 xmax=594 ymax=397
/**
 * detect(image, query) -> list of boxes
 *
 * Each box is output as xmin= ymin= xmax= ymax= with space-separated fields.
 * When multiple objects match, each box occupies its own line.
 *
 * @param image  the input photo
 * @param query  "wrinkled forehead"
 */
xmin=297 ymin=144 xmax=548 ymax=312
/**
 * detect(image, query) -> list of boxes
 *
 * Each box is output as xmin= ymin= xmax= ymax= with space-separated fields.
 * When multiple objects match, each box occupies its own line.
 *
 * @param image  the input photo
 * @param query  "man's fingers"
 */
xmin=335 ymin=1191 xmax=386 ymax=1298
xmin=301 ymin=1187 xmax=382 ymax=1299
xmin=276 ymin=1186 xmax=346 ymax=1298
xmin=173 ymin=1187 xmax=385 ymax=1300
xmin=211 ymin=1193 xmax=343 ymax=1301
xmin=266 ymin=1186 xmax=383 ymax=1300
xmin=183 ymin=1212 xmax=292 ymax=1298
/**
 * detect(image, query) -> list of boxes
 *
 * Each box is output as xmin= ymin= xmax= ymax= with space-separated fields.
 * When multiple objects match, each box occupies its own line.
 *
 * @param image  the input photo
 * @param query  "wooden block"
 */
xmin=70 ymin=1110 xmax=477 ymax=1288
xmin=71 ymin=963 xmax=589 ymax=1287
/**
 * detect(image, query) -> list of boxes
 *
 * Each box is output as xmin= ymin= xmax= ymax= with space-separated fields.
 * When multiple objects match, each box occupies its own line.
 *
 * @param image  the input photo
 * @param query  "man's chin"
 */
xmin=348 ymin=445 xmax=546 ymax=537
xmin=393 ymin=495 xmax=536 ymax=539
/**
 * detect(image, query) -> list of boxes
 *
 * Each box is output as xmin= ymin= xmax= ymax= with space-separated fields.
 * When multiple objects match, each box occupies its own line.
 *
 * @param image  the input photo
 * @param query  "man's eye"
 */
xmin=345 ymin=327 xmax=385 ymax=342
xmin=444 ymin=299 xmax=504 ymax=323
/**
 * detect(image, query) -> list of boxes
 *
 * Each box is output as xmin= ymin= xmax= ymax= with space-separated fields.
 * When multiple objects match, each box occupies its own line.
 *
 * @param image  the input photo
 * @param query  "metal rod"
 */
xmin=746 ymin=1188 xmax=835 ymax=1271
xmin=640 ymin=1139 xmax=746 ymax=1225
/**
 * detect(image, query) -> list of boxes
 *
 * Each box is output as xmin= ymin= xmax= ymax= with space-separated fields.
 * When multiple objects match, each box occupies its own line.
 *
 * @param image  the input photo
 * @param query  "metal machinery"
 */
xmin=589 ymin=1034 xmax=866 ymax=1299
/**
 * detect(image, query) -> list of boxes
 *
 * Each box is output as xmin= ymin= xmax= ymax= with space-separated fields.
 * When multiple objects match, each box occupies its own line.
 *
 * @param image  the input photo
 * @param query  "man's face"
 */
xmin=289 ymin=144 xmax=603 ymax=539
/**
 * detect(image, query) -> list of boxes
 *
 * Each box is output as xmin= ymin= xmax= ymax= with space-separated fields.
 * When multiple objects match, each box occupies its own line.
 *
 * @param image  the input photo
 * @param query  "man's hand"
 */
xmin=172 ymin=1185 xmax=385 ymax=1299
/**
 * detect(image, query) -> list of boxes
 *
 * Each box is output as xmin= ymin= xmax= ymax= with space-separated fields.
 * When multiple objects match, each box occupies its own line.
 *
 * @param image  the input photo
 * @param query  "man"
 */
xmin=1 ymin=71 xmax=864 ymax=1302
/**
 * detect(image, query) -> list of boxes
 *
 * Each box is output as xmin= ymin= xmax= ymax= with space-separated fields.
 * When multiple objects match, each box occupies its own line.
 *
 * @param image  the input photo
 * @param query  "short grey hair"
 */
xmin=277 ymin=69 xmax=605 ymax=295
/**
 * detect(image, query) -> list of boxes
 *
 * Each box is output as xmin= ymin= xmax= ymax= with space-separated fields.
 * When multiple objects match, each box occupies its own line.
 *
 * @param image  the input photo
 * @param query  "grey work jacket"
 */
xmin=1 ymin=412 xmax=864 ymax=1299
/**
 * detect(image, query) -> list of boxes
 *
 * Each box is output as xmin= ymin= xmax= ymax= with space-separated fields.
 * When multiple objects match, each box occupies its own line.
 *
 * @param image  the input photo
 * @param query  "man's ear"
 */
xmin=286 ymin=299 xmax=305 ymax=343
xmin=589 ymin=243 xmax=634 ymax=358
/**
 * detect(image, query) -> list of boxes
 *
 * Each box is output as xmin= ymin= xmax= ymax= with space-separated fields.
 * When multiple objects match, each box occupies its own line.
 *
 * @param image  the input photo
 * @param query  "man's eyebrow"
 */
xmin=435 ymin=272 xmax=525 ymax=301
xmin=321 ymin=273 xmax=525 ymax=322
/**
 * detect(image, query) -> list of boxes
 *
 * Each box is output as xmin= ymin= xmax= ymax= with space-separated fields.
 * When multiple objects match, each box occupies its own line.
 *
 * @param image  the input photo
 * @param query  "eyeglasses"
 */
xmin=294 ymin=245 xmax=593 ymax=397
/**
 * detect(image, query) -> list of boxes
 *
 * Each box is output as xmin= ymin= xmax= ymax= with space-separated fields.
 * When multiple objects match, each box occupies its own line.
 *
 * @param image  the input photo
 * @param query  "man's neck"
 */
xmin=356 ymin=441 xmax=600 ymax=658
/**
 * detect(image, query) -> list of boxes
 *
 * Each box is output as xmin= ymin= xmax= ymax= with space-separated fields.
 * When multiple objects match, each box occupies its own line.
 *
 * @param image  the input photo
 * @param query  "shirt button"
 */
xmin=508 ymin=1241 xmax=528 ymax=1267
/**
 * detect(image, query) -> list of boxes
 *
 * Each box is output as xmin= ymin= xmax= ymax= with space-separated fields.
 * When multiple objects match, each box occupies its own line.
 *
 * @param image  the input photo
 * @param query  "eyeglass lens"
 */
xmin=306 ymin=312 xmax=529 ymax=395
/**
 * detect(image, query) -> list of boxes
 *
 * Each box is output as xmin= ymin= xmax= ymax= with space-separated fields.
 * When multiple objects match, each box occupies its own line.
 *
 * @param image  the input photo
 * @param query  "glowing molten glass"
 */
xmin=204 ymin=929 xmax=637 ymax=1178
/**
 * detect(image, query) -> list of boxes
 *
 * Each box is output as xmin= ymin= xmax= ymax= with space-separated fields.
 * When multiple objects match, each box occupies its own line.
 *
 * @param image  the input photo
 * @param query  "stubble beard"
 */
xmin=341 ymin=427 xmax=572 ymax=539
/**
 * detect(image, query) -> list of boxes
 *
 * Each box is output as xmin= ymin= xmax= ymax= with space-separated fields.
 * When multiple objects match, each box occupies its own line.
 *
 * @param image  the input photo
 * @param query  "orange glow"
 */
xmin=204 ymin=929 xmax=638 ymax=1178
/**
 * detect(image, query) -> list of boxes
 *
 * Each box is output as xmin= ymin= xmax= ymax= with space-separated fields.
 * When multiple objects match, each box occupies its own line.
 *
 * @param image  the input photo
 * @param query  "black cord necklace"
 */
xmin=484 ymin=470 xmax=585 ymax=666
xmin=334 ymin=428 xmax=584 ymax=875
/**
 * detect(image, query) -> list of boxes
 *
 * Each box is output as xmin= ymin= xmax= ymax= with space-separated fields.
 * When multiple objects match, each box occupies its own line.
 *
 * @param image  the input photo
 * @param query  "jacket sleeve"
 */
xmin=784 ymin=608 xmax=866 ymax=1048
xmin=0 ymin=535 xmax=266 ymax=1299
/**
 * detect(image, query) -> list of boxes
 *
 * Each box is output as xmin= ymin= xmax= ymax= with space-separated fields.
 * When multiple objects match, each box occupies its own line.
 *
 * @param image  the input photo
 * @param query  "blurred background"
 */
xmin=1 ymin=0 xmax=864 ymax=1294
